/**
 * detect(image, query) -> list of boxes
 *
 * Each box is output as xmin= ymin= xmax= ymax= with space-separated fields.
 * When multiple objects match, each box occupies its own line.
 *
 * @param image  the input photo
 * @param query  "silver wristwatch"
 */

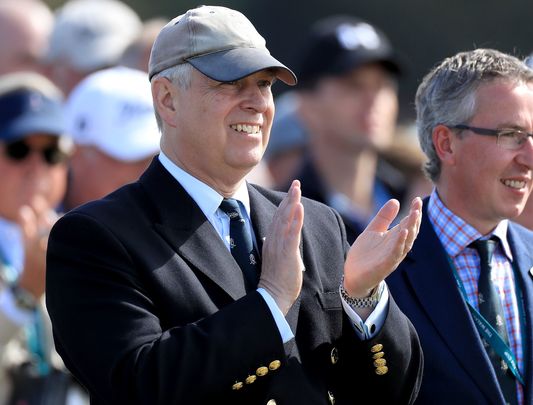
xmin=339 ymin=277 xmax=384 ymax=308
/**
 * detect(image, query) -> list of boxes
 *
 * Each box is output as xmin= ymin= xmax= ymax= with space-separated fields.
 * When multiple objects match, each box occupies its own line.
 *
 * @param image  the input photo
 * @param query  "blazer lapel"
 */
xmin=248 ymin=184 xmax=276 ymax=257
xmin=140 ymin=159 xmax=248 ymax=301
xmin=403 ymin=208 xmax=504 ymax=402
xmin=248 ymin=184 xmax=302 ymax=337
xmin=507 ymin=224 xmax=533 ymax=403
xmin=248 ymin=184 xmax=305 ymax=262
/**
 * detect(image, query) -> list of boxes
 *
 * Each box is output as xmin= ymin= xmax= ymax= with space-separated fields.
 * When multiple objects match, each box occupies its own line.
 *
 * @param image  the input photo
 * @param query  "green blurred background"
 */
xmin=43 ymin=0 xmax=533 ymax=122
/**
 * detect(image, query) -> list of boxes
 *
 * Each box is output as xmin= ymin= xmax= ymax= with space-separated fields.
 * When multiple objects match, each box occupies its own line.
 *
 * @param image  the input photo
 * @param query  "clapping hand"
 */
xmin=259 ymin=180 xmax=305 ymax=315
xmin=343 ymin=197 xmax=422 ymax=299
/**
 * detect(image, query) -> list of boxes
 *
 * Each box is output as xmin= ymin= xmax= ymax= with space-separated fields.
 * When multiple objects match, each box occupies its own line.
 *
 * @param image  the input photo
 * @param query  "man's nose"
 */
xmin=241 ymin=85 xmax=269 ymax=112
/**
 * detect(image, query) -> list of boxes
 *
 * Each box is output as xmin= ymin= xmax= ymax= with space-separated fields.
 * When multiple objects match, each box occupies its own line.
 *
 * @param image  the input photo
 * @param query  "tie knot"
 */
xmin=219 ymin=198 xmax=243 ymax=220
xmin=469 ymin=237 xmax=498 ymax=263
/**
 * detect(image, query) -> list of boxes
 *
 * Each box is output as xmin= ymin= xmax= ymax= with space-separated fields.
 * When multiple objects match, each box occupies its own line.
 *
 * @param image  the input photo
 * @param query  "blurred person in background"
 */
xmin=62 ymin=66 xmax=160 ymax=211
xmin=380 ymin=122 xmax=433 ymax=216
xmin=0 ymin=72 xmax=87 ymax=404
xmin=120 ymin=17 xmax=168 ymax=73
xmin=274 ymin=15 xmax=407 ymax=243
xmin=43 ymin=0 xmax=141 ymax=96
xmin=0 ymin=0 xmax=54 ymax=76
xmin=263 ymin=91 xmax=308 ymax=189
xmin=388 ymin=48 xmax=533 ymax=405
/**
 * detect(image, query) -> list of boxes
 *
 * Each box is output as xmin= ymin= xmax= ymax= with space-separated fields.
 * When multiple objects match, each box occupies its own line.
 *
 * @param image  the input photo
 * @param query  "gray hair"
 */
xmin=151 ymin=62 xmax=193 ymax=131
xmin=415 ymin=48 xmax=533 ymax=182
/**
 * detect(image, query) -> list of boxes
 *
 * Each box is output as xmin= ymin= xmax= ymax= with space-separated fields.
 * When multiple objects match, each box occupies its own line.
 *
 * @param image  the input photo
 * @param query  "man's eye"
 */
xmin=500 ymin=131 xmax=525 ymax=141
xmin=510 ymin=131 xmax=529 ymax=144
xmin=499 ymin=130 xmax=518 ymax=137
xmin=258 ymin=80 xmax=273 ymax=87
xmin=499 ymin=130 xmax=529 ymax=146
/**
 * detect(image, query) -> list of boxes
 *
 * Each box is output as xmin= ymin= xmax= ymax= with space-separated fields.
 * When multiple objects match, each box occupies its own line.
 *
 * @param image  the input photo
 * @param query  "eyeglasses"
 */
xmin=450 ymin=124 xmax=533 ymax=151
xmin=3 ymin=139 xmax=69 ymax=165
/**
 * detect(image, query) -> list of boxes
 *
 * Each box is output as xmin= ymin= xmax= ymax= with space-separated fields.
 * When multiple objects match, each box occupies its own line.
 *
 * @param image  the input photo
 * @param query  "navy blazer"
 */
xmin=387 ymin=200 xmax=533 ymax=404
xmin=46 ymin=158 xmax=422 ymax=405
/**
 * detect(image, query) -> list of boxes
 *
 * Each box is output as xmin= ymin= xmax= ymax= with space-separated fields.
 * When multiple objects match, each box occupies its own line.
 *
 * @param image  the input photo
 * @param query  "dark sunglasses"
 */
xmin=3 ymin=139 xmax=69 ymax=165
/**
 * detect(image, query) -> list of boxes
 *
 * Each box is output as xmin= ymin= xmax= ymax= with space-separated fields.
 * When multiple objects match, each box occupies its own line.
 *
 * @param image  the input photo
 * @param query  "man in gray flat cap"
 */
xmin=46 ymin=6 xmax=423 ymax=404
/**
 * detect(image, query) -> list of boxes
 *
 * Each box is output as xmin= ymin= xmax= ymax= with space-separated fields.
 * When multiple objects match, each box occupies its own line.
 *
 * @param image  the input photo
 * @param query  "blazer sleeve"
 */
xmin=46 ymin=211 xmax=288 ymax=405
xmin=328 ymin=204 xmax=423 ymax=405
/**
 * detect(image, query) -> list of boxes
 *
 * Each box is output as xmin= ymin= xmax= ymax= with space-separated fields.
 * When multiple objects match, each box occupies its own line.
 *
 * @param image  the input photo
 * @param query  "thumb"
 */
xmin=365 ymin=199 xmax=400 ymax=233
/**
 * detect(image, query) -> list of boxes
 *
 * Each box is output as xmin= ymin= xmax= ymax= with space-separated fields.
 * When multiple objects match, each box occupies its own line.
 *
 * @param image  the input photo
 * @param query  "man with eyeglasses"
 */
xmin=0 ymin=72 xmax=87 ymax=404
xmin=387 ymin=48 xmax=533 ymax=404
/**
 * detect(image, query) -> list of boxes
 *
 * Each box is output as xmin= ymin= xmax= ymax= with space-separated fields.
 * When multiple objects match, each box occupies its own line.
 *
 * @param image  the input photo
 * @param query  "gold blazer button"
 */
xmin=370 ymin=343 xmax=383 ymax=353
xmin=375 ymin=366 xmax=389 ymax=375
xmin=256 ymin=366 xmax=269 ymax=377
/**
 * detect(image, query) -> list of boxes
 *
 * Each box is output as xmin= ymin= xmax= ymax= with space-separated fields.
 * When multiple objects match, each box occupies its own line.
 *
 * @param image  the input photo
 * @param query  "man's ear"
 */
xmin=152 ymin=77 xmax=179 ymax=128
xmin=432 ymin=124 xmax=456 ymax=166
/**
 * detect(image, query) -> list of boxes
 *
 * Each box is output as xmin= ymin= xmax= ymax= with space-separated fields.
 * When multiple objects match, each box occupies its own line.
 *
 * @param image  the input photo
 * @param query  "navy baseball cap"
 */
xmin=297 ymin=16 xmax=403 ymax=88
xmin=0 ymin=88 xmax=65 ymax=143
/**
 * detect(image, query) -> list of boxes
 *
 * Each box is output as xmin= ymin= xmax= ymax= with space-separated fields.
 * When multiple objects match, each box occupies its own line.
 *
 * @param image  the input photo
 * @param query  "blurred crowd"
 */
xmin=0 ymin=0 xmax=531 ymax=404
xmin=0 ymin=0 xmax=163 ymax=403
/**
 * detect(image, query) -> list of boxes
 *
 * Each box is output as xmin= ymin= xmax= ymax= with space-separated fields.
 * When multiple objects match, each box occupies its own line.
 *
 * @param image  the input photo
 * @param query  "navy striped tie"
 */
xmin=470 ymin=238 xmax=517 ymax=405
xmin=219 ymin=198 xmax=259 ymax=289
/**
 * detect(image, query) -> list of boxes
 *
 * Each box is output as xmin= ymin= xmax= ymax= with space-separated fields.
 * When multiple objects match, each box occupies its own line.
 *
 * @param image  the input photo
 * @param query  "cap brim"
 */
xmin=337 ymin=50 xmax=402 ymax=76
xmin=187 ymin=47 xmax=297 ymax=85
xmin=3 ymin=114 xmax=65 ymax=142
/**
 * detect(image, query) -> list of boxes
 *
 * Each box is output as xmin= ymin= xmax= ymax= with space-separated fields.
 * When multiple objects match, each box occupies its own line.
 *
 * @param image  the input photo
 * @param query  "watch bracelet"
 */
xmin=339 ymin=277 xmax=383 ymax=308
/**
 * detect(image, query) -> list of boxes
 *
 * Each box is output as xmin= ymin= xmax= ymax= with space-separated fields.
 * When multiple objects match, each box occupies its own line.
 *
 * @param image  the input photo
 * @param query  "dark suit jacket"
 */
xmin=46 ymin=158 xmax=422 ymax=405
xmin=387 ymin=201 xmax=533 ymax=404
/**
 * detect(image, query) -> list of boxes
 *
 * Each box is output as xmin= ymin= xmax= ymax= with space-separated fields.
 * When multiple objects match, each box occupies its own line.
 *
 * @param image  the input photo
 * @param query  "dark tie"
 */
xmin=470 ymin=238 xmax=518 ymax=405
xmin=219 ymin=198 xmax=259 ymax=289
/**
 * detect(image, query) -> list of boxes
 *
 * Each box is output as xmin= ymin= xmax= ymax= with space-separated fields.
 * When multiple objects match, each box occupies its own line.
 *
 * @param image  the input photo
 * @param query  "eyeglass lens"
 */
xmin=497 ymin=131 xmax=530 ymax=150
xmin=4 ymin=140 xmax=67 ymax=165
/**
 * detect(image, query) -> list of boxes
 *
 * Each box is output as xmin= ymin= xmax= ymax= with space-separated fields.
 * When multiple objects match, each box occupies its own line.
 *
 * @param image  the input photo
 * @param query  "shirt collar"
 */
xmin=158 ymin=152 xmax=250 ymax=218
xmin=492 ymin=220 xmax=513 ymax=261
xmin=428 ymin=189 xmax=513 ymax=260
